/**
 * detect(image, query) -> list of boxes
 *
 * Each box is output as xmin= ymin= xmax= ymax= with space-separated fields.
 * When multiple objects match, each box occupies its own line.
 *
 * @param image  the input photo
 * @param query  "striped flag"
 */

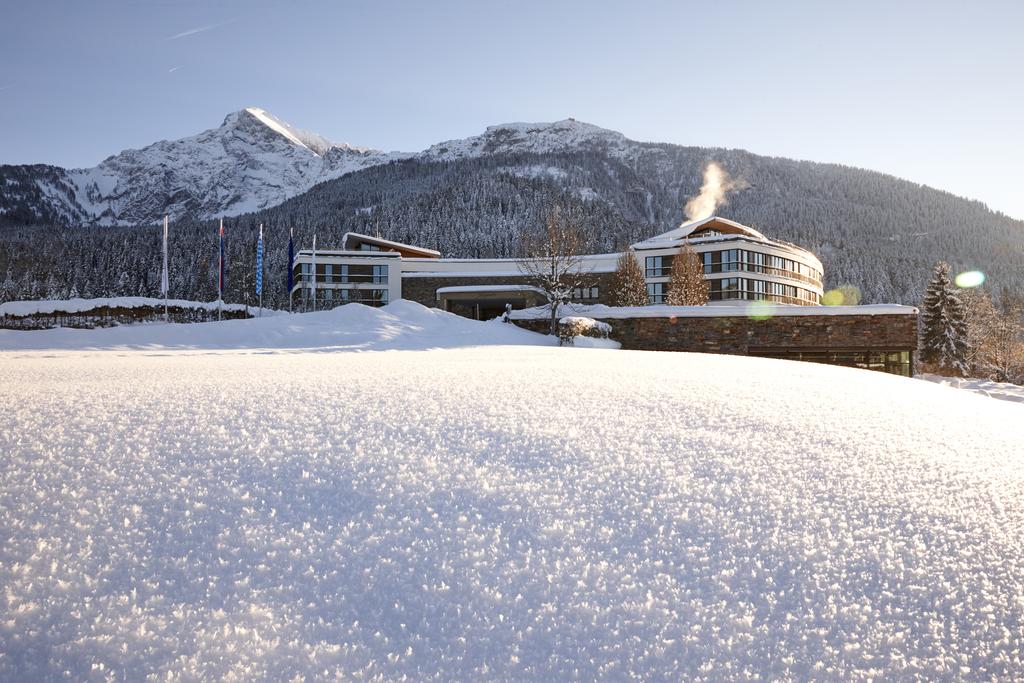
xmin=255 ymin=224 xmax=264 ymax=297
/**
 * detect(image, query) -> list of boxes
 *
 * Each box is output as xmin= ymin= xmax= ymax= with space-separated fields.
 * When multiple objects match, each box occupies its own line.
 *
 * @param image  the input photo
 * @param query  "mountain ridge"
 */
xmin=1 ymin=108 xmax=1023 ymax=308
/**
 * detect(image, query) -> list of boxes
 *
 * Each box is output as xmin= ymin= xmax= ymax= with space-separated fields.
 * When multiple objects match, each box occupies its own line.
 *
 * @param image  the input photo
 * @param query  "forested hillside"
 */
xmin=3 ymin=133 xmax=1022 ymax=309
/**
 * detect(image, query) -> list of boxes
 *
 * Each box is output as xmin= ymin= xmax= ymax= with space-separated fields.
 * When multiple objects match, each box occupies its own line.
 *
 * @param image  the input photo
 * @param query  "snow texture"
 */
xmin=1 ymin=302 xmax=1023 ymax=680
xmin=0 ymin=300 xmax=551 ymax=352
xmin=918 ymin=373 xmax=1024 ymax=405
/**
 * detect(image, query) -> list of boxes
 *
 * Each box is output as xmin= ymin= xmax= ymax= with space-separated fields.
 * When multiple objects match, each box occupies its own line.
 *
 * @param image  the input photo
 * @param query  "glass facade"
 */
xmin=645 ymin=246 xmax=821 ymax=306
xmin=708 ymin=278 xmax=819 ymax=305
xmin=701 ymin=249 xmax=822 ymax=285
xmin=293 ymin=262 xmax=389 ymax=285
xmin=292 ymin=259 xmax=391 ymax=309
xmin=300 ymin=286 xmax=389 ymax=309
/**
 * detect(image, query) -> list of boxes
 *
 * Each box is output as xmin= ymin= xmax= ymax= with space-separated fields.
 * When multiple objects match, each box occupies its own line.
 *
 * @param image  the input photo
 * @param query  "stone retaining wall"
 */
xmin=512 ymin=311 xmax=918 ymax=355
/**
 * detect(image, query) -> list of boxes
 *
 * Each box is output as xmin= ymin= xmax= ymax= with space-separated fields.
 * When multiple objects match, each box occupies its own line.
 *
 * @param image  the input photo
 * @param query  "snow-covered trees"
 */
xmin=963 ymin=289 xmax=1024 ymax=384
xmin=920 ymin=262 xmax=970 ymax=376
xmin=519 ymin=205 xmax=587 ymax=335
xmin=609 ymin=251 xmax=647 ymax=307
xmin=666 ymin=240 xmax=708 ymax=306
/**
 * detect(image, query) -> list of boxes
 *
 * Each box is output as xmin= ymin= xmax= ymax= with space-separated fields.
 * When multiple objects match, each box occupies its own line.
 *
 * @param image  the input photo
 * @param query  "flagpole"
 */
xmin=256 ymin=223 xmax=264 ymax=318
xmin=218 ymin=218 xmax=224 ymax=321
xmin=287 ymin=227 xmax=294 ymax=314
xmin=162 ymin=215 xmax=169 ymax=323
xmin=312 ymin=233 xmax=317 ymax=312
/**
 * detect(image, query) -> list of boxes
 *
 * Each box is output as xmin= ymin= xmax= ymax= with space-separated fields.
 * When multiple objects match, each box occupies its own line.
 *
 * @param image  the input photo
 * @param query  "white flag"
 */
xmin=160 ymin=215 xmax=169 ymax=296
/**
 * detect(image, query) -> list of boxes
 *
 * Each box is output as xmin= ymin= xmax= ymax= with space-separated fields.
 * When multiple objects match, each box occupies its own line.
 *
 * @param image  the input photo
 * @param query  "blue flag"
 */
xmin=255 ymin=225 xmax=264 ymax=296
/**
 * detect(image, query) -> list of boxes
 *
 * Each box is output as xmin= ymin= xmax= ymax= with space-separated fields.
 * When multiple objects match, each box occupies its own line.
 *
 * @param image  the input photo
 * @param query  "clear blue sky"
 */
xmin=1 ymin=0 xmax=1021 ymax=219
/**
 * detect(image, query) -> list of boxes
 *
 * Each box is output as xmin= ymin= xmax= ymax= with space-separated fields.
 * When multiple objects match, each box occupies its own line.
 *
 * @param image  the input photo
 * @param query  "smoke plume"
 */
xmin=684 ymin=161 xmax=746 ymax=222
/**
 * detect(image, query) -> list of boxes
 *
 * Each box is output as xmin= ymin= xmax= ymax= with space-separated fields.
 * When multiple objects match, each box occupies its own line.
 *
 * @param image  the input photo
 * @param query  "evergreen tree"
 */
xmin=920 ymin=261 xmax=970 ymax=376
xmin=666 ymin=240 xmax=708 ymax=306
xmin=609 ymin=250 xmax=647 ymax=306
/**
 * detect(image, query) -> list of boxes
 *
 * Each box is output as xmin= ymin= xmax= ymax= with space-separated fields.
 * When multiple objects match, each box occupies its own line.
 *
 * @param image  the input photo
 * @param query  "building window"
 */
xmin=359 ymin=243 xmax=381 ymax=251
xmin=645 ymin=255 xmax=671 ymax=278
xmin=372 ymin=265 xmax=388 ymax=284
xmin=572 ymin=287 xmax=599 ymax=302
xmin=647 ymin=282 xmax=668 ymax=304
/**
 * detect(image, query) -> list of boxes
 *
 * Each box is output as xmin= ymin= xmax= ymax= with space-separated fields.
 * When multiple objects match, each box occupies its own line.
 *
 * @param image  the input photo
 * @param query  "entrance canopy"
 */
xmin=436 ymin=284 xmax=545 ymax=320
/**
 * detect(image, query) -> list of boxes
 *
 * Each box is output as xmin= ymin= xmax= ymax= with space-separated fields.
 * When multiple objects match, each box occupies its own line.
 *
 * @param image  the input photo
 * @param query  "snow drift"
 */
xmin=0 ymin=300 xmax=552 ymax=353
xmin=1 ymin=303 xmax=1022 ymax=679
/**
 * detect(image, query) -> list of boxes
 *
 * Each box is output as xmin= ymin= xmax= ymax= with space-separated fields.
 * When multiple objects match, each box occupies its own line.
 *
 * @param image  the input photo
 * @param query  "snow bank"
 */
xmin=0 ymin=296 xmax=264 ymax=317
xmin=918 ymin=373 xmax=1024 ymax=404
xmin=0 ymin=345 xmax=1022 ymax=679
xmin=510 ymin=302 xmax=919 ymax=319
xmin=0 ymin=299 xmax=552 ymax=352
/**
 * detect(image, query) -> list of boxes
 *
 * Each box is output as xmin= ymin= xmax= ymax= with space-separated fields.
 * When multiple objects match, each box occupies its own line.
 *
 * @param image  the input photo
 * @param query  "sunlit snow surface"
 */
xmin=1 ymin=306 xmax=1023 ymax=679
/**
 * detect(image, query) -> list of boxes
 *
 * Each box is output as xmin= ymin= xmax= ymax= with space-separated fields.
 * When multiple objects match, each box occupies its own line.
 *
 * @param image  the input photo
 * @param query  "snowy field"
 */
xmin=1 ymin=303 xmax=1023 ymax=680
xmin=918 ymin=373 xmax=1024 ymax=405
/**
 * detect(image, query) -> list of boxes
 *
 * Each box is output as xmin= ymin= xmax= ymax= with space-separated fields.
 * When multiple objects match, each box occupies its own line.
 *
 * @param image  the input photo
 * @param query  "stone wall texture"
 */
xmin=512 ymin=311 xmax=919 ymax=354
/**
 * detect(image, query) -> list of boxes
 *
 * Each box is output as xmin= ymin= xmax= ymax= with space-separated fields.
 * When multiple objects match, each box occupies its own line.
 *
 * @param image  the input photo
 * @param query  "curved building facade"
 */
xmin=632 ymin=216 xmax=824 ymax=306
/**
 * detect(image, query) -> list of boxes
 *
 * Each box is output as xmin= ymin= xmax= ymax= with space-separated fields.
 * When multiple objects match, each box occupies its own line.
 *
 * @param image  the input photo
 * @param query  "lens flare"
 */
xmin=954 ymin=270 xmax=985 ymax=288
xmin=747 ymin=300 xmax=774 ymax=320
xmin=822 ymin=285 xmax=861 ymax=306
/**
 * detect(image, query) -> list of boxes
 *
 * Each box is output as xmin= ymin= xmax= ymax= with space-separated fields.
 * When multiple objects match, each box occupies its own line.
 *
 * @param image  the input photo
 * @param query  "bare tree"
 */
xmin=666 ymin=239 xmax=709 ymax=306
xmin=518 ymin=204 xmax=587 ymax=335
xmin=968 ymin=291 xmax=1024 ymax=384
xmin=609 ymin=250 xmax=648 ymax=307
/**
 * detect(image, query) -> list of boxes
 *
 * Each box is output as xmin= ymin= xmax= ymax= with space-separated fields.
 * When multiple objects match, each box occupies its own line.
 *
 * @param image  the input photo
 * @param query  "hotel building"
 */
xmin=291 ymin=216 xmax=917 ymax=375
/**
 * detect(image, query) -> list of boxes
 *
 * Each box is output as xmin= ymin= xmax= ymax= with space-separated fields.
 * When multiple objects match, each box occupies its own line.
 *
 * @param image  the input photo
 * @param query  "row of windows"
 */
xmin=571 ymin=287 xmax=600 ymax=301
xmin=647 ymin=278 xmax=819 ymax=305
xmin=298 ymin=286 xmax=389 ymax=307
xmin=710 ymin=277 xmax=819 ymax=304
xmin=645 ymin=251 xmax=821 ymax=285
xmin=298 ymin=263 xmax=388 ymax=284
xmin=703 ymin=250 xmax=822 ymax=284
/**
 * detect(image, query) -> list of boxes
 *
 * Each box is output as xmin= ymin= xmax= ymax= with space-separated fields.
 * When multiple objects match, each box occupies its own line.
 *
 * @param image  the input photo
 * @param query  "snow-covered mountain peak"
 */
xmin=423 ymin=118 xmax=629 ymax=160
xmin=3 ymin=110 xmax=637 ymax=226
xmin=239 ymin=107 xmax=320 ymax=153
xmin=233 ymin=107 xmax=372 ymax=156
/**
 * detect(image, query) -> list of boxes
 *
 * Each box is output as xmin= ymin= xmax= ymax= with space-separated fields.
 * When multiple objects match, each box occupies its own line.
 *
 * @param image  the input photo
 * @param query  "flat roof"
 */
xmin=341 ymin=232 xmax=442 ymax=258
